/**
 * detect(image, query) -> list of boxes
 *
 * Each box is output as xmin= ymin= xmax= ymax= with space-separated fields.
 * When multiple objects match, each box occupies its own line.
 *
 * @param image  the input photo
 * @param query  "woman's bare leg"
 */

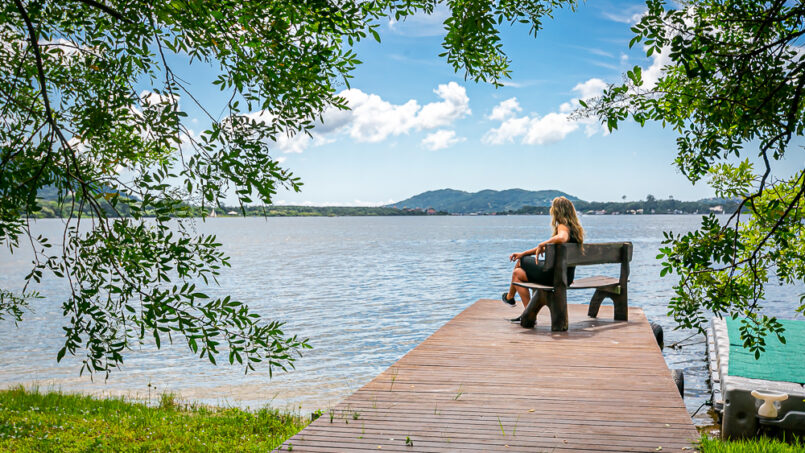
xmin=514 ymin=275 xmax=531 ymax=307
xmin=507 ymin=267 xmax=531 ymax=307
xmin=506 ymin=263 xmax=521 ymax=299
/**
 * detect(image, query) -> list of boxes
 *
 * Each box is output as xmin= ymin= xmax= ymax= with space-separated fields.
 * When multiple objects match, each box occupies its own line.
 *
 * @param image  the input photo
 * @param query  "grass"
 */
xmin=389 ymin=367 xmax=398 ymax=391
xmin=453 ymin=384 xmax=463 ymax=401
xmin=0 ymin=386 xmax=309 ymax=452
xmin=699 ymin=434 xmax=803 ymax=453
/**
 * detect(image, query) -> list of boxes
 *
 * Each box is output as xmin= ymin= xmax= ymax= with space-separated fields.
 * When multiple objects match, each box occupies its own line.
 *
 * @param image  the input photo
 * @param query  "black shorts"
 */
xmin=520 ymin=256 xmax=575 ymax=285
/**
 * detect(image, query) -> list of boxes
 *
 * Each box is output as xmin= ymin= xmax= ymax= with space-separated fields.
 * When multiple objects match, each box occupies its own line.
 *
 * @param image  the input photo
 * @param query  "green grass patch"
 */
xmin=699 ymin=434 xmax=803 ymax=453
xmin=0 ymin=386 xmax=308 ymax=452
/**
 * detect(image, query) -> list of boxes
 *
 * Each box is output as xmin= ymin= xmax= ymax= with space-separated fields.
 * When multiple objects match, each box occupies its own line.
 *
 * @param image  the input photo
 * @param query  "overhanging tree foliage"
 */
xmin=9 ymin=0 xmax=791 ymax=377
xmin=587 ymin=0 xmax=805 ymax=356
xmin=0 ymin=0 xmax=577 ymax=377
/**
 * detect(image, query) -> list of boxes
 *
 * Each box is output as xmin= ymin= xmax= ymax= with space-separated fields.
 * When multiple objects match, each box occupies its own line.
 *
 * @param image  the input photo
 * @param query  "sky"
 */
xmin=175 ymin=1 xmax=802 ymax=206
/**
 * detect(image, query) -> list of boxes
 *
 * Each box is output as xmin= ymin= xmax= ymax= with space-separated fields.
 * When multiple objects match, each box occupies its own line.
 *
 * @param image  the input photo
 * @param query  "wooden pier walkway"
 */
xmin=278 ymin=301 xmax=699 ymax=452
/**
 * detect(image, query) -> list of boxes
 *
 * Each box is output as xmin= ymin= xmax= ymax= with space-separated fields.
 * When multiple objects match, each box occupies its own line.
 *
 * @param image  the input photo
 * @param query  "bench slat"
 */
xmin=513 ymin=275 xmax=620 ymax=292
xmin=571 ymin=275 xmax=619 ymax=288
xmin=513 ymin=281 xmax=553 ymax=291
xmin=543 ymin=242 xmax=633 ymax=268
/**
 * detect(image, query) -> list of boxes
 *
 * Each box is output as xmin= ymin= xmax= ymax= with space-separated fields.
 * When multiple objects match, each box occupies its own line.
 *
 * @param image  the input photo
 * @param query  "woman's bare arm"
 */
xmin=509 ymin=224 xmax=571 ymax=261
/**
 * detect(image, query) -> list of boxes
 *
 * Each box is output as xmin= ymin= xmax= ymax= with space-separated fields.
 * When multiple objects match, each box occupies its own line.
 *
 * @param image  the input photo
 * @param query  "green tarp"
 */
xmin=726 ymin=317 xmax=805 ymax=384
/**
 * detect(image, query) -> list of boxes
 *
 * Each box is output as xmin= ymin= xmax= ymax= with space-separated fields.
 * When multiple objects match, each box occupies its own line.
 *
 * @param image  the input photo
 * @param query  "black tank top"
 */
xmin=566 ymin=235 xmax=578 ymax=284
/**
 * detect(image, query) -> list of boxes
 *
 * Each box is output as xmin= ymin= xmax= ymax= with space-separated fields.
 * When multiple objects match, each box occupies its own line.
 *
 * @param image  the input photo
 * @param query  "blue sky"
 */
xmin=180 ymin=1 xmax=801 ymax=206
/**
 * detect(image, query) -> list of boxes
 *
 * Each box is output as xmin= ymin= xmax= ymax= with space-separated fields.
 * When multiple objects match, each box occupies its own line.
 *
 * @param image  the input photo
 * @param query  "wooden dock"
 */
xmin=278 ymin=301 xmax=699 ymax=452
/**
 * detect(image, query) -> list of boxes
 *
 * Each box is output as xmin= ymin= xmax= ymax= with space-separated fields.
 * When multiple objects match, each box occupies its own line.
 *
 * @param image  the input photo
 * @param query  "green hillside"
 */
xmin=387 ymin=188 xmax=580 ymax=214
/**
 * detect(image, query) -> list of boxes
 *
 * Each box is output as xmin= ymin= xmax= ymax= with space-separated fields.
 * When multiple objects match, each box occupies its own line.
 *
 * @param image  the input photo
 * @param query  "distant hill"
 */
xmin=37 ymin=184 xmax=137 ymax=201
xmin=386 ymin=188 xmax=580 ymax=214
xmin=37 ymin=185 xmax=61 ymax=201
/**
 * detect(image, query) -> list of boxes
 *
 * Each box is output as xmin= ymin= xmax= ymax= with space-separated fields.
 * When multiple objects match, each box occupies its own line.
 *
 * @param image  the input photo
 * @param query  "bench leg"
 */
xmin=519 ymin=289 xmax=547 ymax=328
xmin=613 ymin=290 xmax=628 ymax=321
xmin=588 ymin=289 xmax=629 ymax=321
xmin=521 ymin=289 xmax=568 ymax=331
xmin=587 ymin=289 xmax=608 ymax=318
xmin=548 ymin=288 xmax=568 ymax=332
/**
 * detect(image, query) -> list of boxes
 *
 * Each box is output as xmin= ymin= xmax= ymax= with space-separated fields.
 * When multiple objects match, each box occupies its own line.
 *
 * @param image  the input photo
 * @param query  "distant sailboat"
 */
xmin=209 ymin=208 xmax=217 ymax=218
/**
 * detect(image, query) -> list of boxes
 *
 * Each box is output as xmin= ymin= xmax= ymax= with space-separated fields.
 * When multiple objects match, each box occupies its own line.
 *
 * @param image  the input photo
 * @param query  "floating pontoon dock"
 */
xmin=707 ymin=317 xmax=805 ymax=439
xmin=278 ymin=301 xmax=698 ymax=452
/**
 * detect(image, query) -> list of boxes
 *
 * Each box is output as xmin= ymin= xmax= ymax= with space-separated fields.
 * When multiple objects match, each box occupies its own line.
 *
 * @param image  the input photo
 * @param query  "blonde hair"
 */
xmin=550 ymin=197 xmax=584 ymax=244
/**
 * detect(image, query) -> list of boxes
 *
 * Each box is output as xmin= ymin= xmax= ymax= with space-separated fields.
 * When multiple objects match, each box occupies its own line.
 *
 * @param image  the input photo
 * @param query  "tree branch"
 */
xmin=73 ymin=0 xmax=133 ymax=23
xmin=702 ymin=171 xmax=805 ymax=274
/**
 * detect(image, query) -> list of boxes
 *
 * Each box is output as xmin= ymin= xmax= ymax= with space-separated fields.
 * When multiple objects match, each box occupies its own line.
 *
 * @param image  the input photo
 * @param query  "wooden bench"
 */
xmin=513 ymin=242 xmax=633 ymax=331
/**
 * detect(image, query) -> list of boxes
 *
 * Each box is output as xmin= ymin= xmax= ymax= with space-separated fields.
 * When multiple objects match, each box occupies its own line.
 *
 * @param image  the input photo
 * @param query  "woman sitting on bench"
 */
xmin=502 ymin=197 xmax=585 ymax=322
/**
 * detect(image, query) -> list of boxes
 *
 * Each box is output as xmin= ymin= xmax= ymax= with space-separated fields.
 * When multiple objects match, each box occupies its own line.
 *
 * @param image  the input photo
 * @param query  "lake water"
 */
xmin=1 ymin=216 xmax=802 ymax=426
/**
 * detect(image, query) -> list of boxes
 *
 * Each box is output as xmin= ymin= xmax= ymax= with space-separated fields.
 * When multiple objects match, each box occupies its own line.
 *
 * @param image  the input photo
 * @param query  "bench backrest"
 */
xmin=544 ymin=242 xmax=633 ymax=267
xmin=544 ymin=242 xmax=633 ymax=287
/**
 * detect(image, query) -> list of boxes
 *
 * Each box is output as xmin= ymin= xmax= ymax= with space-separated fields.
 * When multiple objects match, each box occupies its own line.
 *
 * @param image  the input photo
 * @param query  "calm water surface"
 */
xmin=1 ymin=216 xmax=802 ymax=425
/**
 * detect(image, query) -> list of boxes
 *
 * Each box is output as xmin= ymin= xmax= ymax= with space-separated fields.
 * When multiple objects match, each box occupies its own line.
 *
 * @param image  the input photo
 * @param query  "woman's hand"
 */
xmin=509 ymin=252 xmax=521 ymax=262
xmin=535 ymin=243 xmax=546 ymax=257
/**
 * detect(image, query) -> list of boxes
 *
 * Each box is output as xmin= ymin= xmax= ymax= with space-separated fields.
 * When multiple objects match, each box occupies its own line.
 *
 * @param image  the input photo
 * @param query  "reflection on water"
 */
xmin=1 ymin=216 xmax=801 ymax=425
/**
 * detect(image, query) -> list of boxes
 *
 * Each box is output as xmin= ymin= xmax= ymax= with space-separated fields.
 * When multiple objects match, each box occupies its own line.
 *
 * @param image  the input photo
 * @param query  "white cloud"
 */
xmin=642 ymin=47 xmax=672 ymax=89
xmin=139 ymin=90 xmax=179 ymax=107
xmin=500 ymin=79 xmax=543 ymax=88
xmin=416 ymin=82 xmax=472 ymax=128
xmin=242 ymin=110 xmax=315 ymax=153
xmin=587 ymin=60 xmax=621 ymax=71
xmin=635 ymin=7 xmax=695 ymax=90
xmin=179 ymin=128 xmax=197 ymax=146
xmin=421 ymin=129 xmax=464 ymax=150
xmin=558 ymin=79 xmax=607 ymax=114
xmin=483 ymin=116 xmax=530 ymax=145
xmin=572 ymin=78 xmax=607 ymax=100
xmin=571 ymin=79 xmax=608 ymax=137
xmin=483 ymin=78 xmax=608 ymax=146
xmin=349 ymin=199 xmax=395 ymax=207
xmin=558 ymin=101 xmax=575 ymax=114
xmin=523 ymin=113 xmax=579 ymax=145
xmin=484 ymin=113 xmax=580 ymax=146
xmin=587 ymin=48 xmax=614 ymax=58
xmin=339 ymin=89 xmax=420 ymax=142
xmin=40 ymin=38 xmax=86 ymax=58
xmin=66 ymin=136 xmax=87 ymax=152
xmin=387 ymin=4 xmax=449 ymax=37
xmin=601 ymin=6 xmax=646 ymax=24
xmin=274 ymin=132 xmax=312 ymax=154
xmin=791 ymin=45 xmax=805 ymax=60
xmin=340 ymin=81 xmax=470 ymax=142
xmin=275 ymin=199 xmax=395 ymax=207
xmin=244 ymin=82 xmax=471 ymax=153
xmin=388 ymin=53 xmax=442 ymax=67
xmin=488 ymin=97 xmax=522 ymax=121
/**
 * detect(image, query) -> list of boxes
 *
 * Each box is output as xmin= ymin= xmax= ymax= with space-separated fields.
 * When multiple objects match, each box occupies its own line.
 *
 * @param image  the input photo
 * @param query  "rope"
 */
xmin=690 ymin=400 xmax=711 ymax=418
xmin=669 ymin=332 xmax=701 ymax=349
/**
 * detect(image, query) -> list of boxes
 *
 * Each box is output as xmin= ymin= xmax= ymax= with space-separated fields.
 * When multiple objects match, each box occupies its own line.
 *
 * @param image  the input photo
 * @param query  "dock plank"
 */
xmin=278 ymin=301 xmax=699 ymax=452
